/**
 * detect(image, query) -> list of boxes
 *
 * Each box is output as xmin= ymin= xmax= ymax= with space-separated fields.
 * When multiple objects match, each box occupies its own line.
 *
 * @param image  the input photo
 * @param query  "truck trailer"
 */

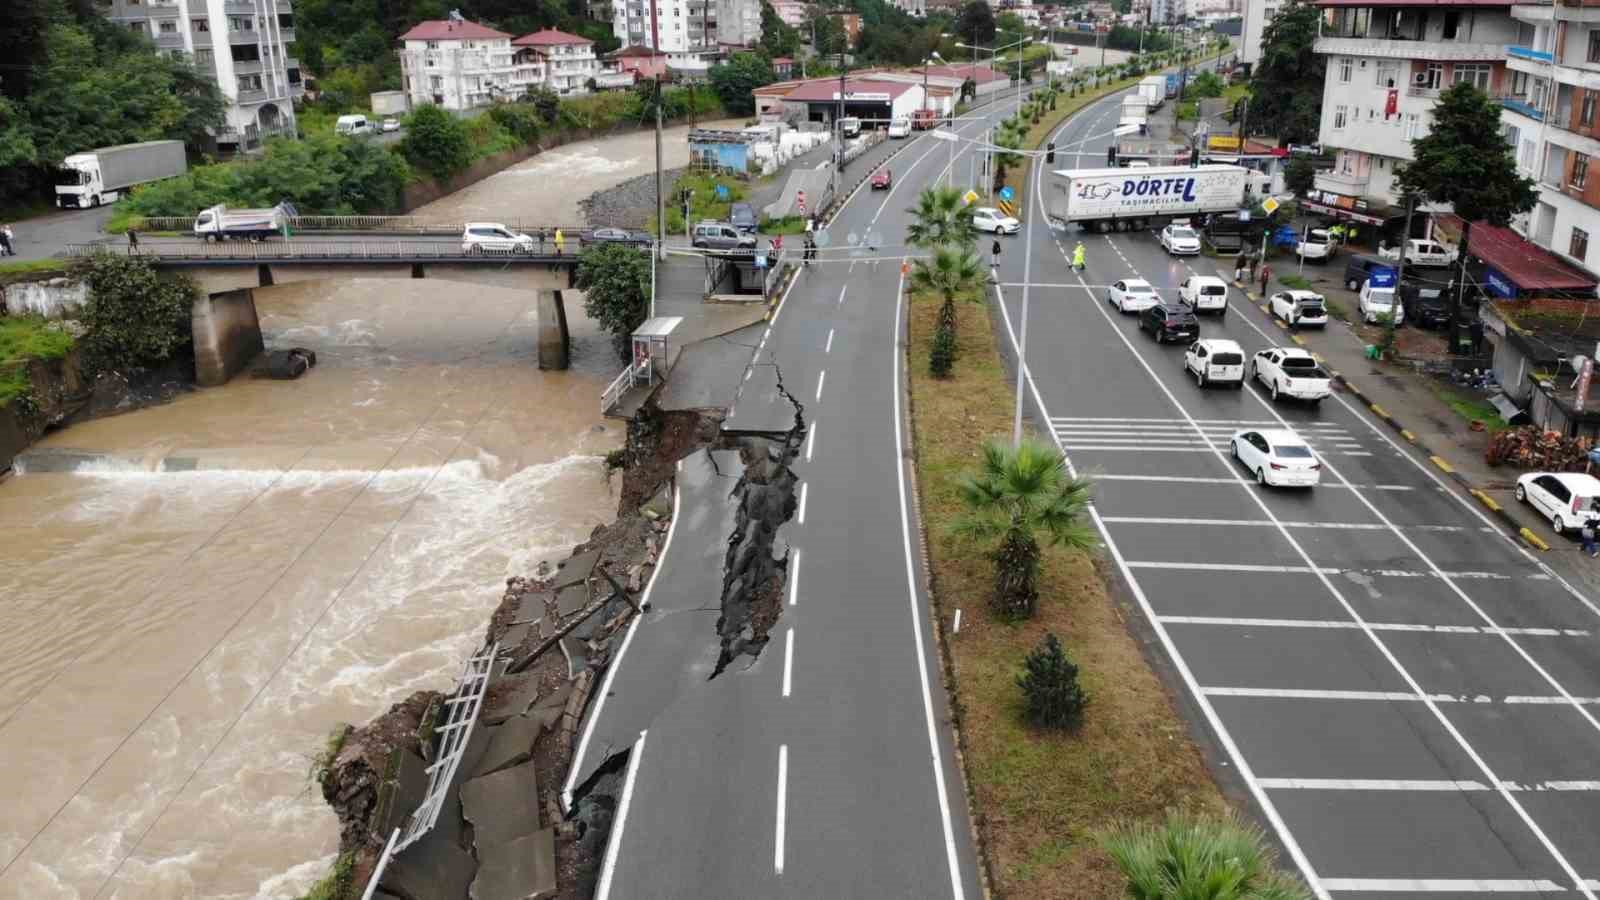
xmin=1046 ymin=164 xmax=1252 ymax=233
xmin=55 ymin=140 xmax=187 ymax=209
xmin=1138 ymin=76 xmax=1166 ymax=110
xmin=193 ymin=202 xmax=299 ymax=242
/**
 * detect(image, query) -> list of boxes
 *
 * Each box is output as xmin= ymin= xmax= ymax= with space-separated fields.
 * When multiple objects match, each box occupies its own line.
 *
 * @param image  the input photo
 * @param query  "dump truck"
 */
xmin=193 ymin=202 xmax=299 ymax=241
xmin=1046 ymin=164 xmax=1253 ymax=232
xmin=54 ymin=140 xmax=187 ymax=209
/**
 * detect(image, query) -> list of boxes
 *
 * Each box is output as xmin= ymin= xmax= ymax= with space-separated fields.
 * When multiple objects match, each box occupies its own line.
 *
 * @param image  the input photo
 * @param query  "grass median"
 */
xmin=905 ymin=287 xmax=1225 ymax=896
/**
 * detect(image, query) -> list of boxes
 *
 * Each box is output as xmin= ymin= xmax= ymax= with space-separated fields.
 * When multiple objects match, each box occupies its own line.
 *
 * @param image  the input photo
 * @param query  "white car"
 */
xmin=888 ymin=117 xmax=911 ymax=138
xmin=1178 ymin=275 xmax=1229 ymax=315
xmin=1269 ymin=290 xmax=1329 ymax=328
xmin=1515 ymin=472 xmax=1600 ymax=535
xmin=1295 ymin=227 xmax=1334 ymax=262
xmin=1107 ymin=278 xmax=1160 ymax=313
xmin=1378 ymin=238 xmax=1458 ymax=268
xmin=973 ymin=207 xmax=1020 ymax=235
xmin=1358 ymin=281 xmax=1405 ymax=325
xmin=381 ymin=116 xmax=401 ymax=133
xmin=1249 ymin=347 xmax=1332 ymax=403
xmin=1159 ymin=223 xmax=1201 ymax=255
xmin=462 ymin=222 xmax=534 ymax=254
xmin=1185 ymin=338 xmax=1246 ymax=388
xmin=1231 ymin=429 xmax=1323 ymax=487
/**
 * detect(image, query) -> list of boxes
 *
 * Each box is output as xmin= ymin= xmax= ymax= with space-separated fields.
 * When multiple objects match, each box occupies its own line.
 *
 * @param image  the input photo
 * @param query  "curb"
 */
xmin=1327 ymin=369 xmax=1548 ymax=551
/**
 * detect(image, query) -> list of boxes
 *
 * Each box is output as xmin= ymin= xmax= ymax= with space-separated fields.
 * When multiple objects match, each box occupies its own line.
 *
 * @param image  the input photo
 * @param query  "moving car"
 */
xmin=461 ymin=222 xmax=534 ymax=254
xmin=1230 ymin=428 xmax=1323 ymax=487
xmin=1268 ymin=290 xmax=1329 ymax=328
xmin=1295 ymin=227 xmax=1335 ymax=262
xmin=1185 ymin=338 xmax=1246 ymax=387
xmin=691 ymin=220 xmax=756 ymax=250
xmin=1515 ymin=472 xmax=1600 ymax=535
xmin=1249 ymin=347 xmax=1332 ymax=403
xmin=1358 ymin=280 xmax=1405 ymax=325
xmin=1159 ymin=222 xmax=1201 ymax=255
xmin=972 ymin=207 xmax=1019 ymax=234
xmin=381 ymin=116 xmax=401 ymax=133
xmin=912 ymin=108 xmax=939 ymax=130
xmin=1178 ymin=275 xmax=1229 ymax=315
xmin=888 ymin=118 xmax=912 ymax=138
xmin=871 ymin=168 xmax=892 ymax=190
xmin=584 ymin=226 xmax=652 ymax=245
xmin=335 ymin=114 xmax=372 ymax=136
xmin=1107 ymin=278 xmax=1160 ymax=313
xmin=840 ymin=116 xmax=862 ymax=137
xmin=1139 ymin=300 xmax=1199 ymax=343
xmin=729 ymin=202 xmax=758 ymax=233
xmin=1379 ymin=238 xmax=1458 ymax=268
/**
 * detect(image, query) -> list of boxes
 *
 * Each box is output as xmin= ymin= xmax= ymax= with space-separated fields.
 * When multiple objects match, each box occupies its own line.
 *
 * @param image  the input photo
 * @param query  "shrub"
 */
xmin=488 ymin=103 xmax=544 ymax=144
xmin=929 ymin=320 xmax=956 ymax=377
xmin=526 ymin=85 xmax=562 ymax=124
xmin=79 ymin=253 xmax=197 ymax=374
xmin=1017 ymin=632 xmax=1087 ymax=730
xmin=400 ymin=104 xmax=474 ymax=181
xmin=575 ymin=242 xmax=652 ymax=359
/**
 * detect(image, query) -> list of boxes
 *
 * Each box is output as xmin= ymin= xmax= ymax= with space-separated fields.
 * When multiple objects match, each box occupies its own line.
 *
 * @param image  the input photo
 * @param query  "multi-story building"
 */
xmin=717 ymin=0 xmax=763 ymax=48
xmin=102 ymin=0 xmax=303 ymax=153
xmin=399 ymin=18 xmax=517 ymax=110
xmin=770 ymin=0 xmax=813 ymax=27
xmin=513 ymin=29 xmax=602 ymax=95
xmin=1309 ymin=0 xmax=1520 ymax=224
xmin=1238 ymin=0 xmax=1280 ymax=65
xmin=613 ymin=0 xmax=723 ymax=53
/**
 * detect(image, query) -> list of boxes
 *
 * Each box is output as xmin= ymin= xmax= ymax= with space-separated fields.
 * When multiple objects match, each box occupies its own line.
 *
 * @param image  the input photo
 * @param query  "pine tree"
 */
xmin=1018 ymin=632 xmax=1087 ymax=729
xmin=929 ymin=320 xmax=957 ymax=378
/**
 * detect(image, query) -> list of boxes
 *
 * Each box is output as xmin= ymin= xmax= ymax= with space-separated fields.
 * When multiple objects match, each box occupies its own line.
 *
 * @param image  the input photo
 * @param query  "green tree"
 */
xmin=761 ymin=1 xmax=802 ymax=57
xmin=1017 ymin=633 xmax=1087 ymax=730
xmin=489 ymin=103 xmax=544 ymax=143
xmin=954 ymin=1 xmax=996 ymax=46
xmin=526 ymin=85 xmax=563 ymax=124
xmin=953 ymin=437 xmax=1097 ymax=618
xmin=1396 ymin=81 xmax=1539 ymax=299
xmin=575 ymin=243 xmax=652 ymax=359
xmin=400 ymin=104 xmax=474 ymax=181
xmin=1245 ymin=0 xmax=1324 ymax=144
xmin=810 ymin=12 xmax=848 ymax=56
xmin=79 ymin=253 xmax=197 ymax=374
xmin=1283 ymin=156 xmax=1316 ymax=198
xmin=905 ymin=186 xmax=979 ymax=250
xmin=709 ymin=53 xmax=777 ymax=116
xmin=995 ymin=11 xmax=1026 ymax=36
xmin=1187 ymin=70 xmax=1224 ymax=99
xmin=1101 ymin=812 xmax=1313 ymax=900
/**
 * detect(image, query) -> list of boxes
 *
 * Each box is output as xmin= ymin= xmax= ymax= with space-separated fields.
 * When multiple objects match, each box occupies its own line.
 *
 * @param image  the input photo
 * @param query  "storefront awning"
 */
xmin=1467 ymin=223 xmax=1598 ymax=297
xmin=1301 ymin=200 xmax=1393 ymax=227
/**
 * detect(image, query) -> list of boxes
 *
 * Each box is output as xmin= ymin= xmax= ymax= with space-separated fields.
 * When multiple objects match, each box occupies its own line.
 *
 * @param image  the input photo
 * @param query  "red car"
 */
xmin=871 ymin=168 xmax=892 ymax=190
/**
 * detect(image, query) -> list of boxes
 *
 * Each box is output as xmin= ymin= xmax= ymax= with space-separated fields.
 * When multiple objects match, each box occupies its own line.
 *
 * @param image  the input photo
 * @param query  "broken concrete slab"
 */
xmin=514 ymin=591 xmax=549 ymax=624
xmin=462 ymin=763 xmax=542 ymax=850
xmin=381 ymin=829 xmax=476 ymax=900
xmin=560 ymin=636 xmax=587 ymax=679
xmin=473 ymin=714 xmax=544 ymax=778
xmin=499 ymin=622 xmax=532 ymax=652
xmin=553 ymin=549 xmax=600 ymax=591
xmin=533 ymin=680 xmax=573 ymax=712
xmin=481 ymin=674 xmax=539 ymax=726
xmin=373 ymin=750 xmax=430 ymax=838
xmin=555 ymin=582 xmax=589 ymax=618
xmin=470 ymin=828 xmax=557 ymax=900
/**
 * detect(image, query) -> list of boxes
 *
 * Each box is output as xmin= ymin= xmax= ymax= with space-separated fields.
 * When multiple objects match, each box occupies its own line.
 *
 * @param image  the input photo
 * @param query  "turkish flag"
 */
xmin=1385 ymin=88 xmax=1399 ymax=119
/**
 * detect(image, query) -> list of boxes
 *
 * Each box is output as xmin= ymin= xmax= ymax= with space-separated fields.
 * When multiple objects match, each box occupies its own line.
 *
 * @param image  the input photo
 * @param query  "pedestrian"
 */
xmin=990 ymin=237 xmax=1002 ymax=283
xmin=553 ymin=228 xmax=565 ymax=255
xmin=1072 ymin=241 xmax=1086 ymax=272
xmin=0 ymin=224 xmax=12 ymax=257
xmin=803 ymin=233 xmax=816 ymax=266
xmin=1234 ymin=250 xmax=1247 ymax=282
xmin=805 ymin=216 xmax=815 ymax=236
xmin=1581 ymin=515 xmax=1598 ymax=558
xmin=127 ymin=229 xmax=140 ymax=255
xmin=772 ymin=233 xmax=784 ymax=256
xmin=1259 ymin=262 xmax=1272 ymax=296
xmin=1246 ymin=252 xmax=1259 ymax=282
xmin=538 ymin=228 xmax=547 ymax=252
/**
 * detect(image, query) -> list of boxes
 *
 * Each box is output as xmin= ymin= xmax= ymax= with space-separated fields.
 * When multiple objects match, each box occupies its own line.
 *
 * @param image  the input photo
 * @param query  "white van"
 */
xmin=839 ymin=116 xmax=861 ymax=138
xmin=335 ymin=114 xmax=373 ymax=136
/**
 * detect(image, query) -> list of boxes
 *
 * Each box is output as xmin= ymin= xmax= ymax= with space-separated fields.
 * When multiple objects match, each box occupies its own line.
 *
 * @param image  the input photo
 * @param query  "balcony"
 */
xmin=1405 ymin=84 xmax=1441 ymax=99
xmin=236 ymin=88 xmax=267 ymax=102
xmin=1509 ymin=44 xmax=1555 ymax=63
xmin=233 ymin=59 xmax=263 ymax=74
xmin=1315 ymin=169 xmax=1371 ymax=194
xmin=1497 ymin=92 xmax=1545 ymax=121
xmin=1313 ymin=36 xmax=1508 ymax=62
xmin=277 ymin=26 xmax=294 ymax=42
xmin=229 ymin=28 xmax=260 ymax=43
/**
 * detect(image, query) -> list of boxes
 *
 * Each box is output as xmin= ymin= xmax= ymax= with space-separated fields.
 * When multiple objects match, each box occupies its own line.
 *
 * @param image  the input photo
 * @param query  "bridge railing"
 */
xmin=66 ymin=241 xmax=608 ymax=261
xmin=125 ymin=215 xmax=591 ymax=236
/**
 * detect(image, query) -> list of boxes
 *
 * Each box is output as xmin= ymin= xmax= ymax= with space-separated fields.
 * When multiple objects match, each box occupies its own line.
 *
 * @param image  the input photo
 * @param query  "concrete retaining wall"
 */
xmin=192 ymin=288 xmax=264 ymax=387
xmin=3 ymin=277 xmax=89 ymax=320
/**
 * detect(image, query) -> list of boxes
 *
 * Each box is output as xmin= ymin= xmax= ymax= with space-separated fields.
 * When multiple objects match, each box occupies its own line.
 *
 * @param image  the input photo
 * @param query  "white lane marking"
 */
xmin=1124 ymin=561 xmax=1538 ymax=580
xmin=788 ymin=549 xmax=800 ymax=606
xmin=595 ymin=729 xmax=647 ymax=900
xmin=1260 ymin=778 xmax=1600 ymax=792
xmin=1103 ymin=516 xmax=1475 ymax=533
xmin=775 ymin=744 xmax=788 ymax=875
xmin=797 ymin=482 xmax=808 ymax=525
xmin=815 ymin=369 xmax=826 ymax=401
xmin=826 ymin=327 xmax=835 ymax=353
xmin=1052 ymin=416 xmax=1353 ymax=424
xmin=782 ymin=628 xmax=794 ymax=698
xmin=1321 ymin=879 xmax=1569 ymax=893
xmin=806 ymin=422 xmax=817 ymax=461
xmin=838 ymin=285 xmax=848 ymax=306
xmin=953 ymin=609 xmax=962 ymax=633
xmin=893 ymin=271 xmax=968 ymax=899
xmin=562 ymin=481 xmax=682 ymax=810
xmin=1092 ymin=473 xmax=1418 ymax=490
xmin=1202 ymin=686 xmax=1600 ymax=705
xmin=1505 ymin=695 xmax=1600 ymax=704
xmin=1156 ymin=616 xmax=1589 ymax=638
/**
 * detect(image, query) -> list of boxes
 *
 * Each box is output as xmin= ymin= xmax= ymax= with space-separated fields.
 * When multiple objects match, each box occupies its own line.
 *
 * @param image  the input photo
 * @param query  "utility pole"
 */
xmin=836 ymin=40 xmax=847 ymax=173
xmin=655 ymin=76 xmax=665 ymax=260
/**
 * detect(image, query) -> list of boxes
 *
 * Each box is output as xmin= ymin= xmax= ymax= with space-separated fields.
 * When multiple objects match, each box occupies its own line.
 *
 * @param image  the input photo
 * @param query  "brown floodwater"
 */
xmin=0 ymin=278 xmax=620 ymax=898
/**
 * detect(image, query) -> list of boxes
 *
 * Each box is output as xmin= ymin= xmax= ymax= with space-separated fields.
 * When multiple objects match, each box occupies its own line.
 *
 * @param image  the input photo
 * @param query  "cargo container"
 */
xmin=54 ymin=140 xmax=187 ymax=209
xmin=1046 ymin=164 xmax=1251 ymax=232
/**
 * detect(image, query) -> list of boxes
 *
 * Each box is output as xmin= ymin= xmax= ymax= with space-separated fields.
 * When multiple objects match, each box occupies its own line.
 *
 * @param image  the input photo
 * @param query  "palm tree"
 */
xmin=909 ymin=245 xmax=982 ymax=330
xmin=905 ymin=186 xmax=978 ymax=251
xmin=1101 ymin=813 xmax=1312 ymax=900
xmin=953 ymin=437 xmax=1096 ymax=618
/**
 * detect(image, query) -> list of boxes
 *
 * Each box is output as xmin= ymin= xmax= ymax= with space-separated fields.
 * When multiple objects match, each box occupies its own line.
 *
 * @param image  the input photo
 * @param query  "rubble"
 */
xmin=1485 ymin=425 xmax=1595 ymax=471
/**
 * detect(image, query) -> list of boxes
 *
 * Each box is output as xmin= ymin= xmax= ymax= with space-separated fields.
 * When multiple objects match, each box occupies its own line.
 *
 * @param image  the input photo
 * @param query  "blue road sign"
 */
xmin=715 ymin=184 xmax=730 ymax=200
xmin=998 ymin=185 xmax=1015 ymax=201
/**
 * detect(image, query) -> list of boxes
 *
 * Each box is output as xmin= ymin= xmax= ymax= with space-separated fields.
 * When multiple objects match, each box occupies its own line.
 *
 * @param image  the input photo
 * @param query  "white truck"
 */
xmin=55 ymin=140 xmax=187 ymax=209
xmin=1138 ymin=76 xmax=1166 ymax=110
xmin=1378 ymin=237 xmax=1458 ymax=268
xmin=1249 ymin=347 xmax=1333 ymax=404
xmin=193 ymin=202 xmax=298 ymax=242
xmin=1046 ymin=164 xmax=1253 ymax=233
xmin=1120 ymin=94 xmax=1148 ymax=133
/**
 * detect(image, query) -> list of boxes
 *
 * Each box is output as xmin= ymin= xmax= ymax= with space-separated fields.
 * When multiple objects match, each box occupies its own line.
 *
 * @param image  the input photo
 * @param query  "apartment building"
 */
xmin=513 ymin=29 xmax=601 ymax=94
xmin=717 ymin=0 xmax=763 ymax=47
xmin=102 ymin=0 xmax=302 ymax=153
xmin=612 ymin=0 xmax=729 ymax=52
xmin=1238 ymin=0 xmax=1281 ymax=64
xmin=399 ymin=18 xmax=517 ymax=110
xmin=1310 ymin=0 xmax=1520 ymax=225
xmin=770 ymin=0 xmax=813 ymax=27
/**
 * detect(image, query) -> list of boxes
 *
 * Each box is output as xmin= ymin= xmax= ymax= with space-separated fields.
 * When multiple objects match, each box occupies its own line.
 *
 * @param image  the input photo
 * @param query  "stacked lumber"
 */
xmin=1485 ymin=426 xmax=1595 ymax=471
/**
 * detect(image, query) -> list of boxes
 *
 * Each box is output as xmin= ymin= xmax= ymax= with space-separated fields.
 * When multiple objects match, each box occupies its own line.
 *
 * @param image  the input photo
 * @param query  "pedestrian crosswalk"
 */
xmin=1048 ymin=417 xmax=1373 ymax=456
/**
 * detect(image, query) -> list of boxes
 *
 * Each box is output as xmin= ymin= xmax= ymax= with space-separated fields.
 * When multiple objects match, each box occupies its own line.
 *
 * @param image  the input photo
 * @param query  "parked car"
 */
xmin=1295 ymin=227 xmax=1335 ymax=262
xmin=1107 ymin=278 xmax=1160 ymax=313
xmin=584 ymin=226 xmax=652 ymax=245
xmin=1185 ymin=338 xmax=1246 ymax=388
xmin=1379 ymin=238 xmax=1458 ymax=268
xmin=1249 ymin=347 xmax=1332 ymax=403
xmin=1158 ymin=222 xmax=1201 ymax=255
xmin=1401 ymin=275 xmax=1453 ymax=329
xmin=1515 ymin=472 xmax=1600 ymax=535
xmin=461 ymin=222 xmax=534 ymax=254
xmin=1230 ymin=428 xmax=1323 ymax=487
xmin=871 ymin=168 xmax=892 ymax=190
xmin=840 ymin=116 xmax=862 ymax=137
xmin=1178 ymin=275 xmax=1229 ymax=315
xmin=1268 ymin=289 xmax=1329 ymax=328
xmin=1358 ymin=280 xmax=1405 ymax=325
xmin=380 ymin=116 xmax=401 ymax=133
xmin=972 ymin=207 xmax=1019 ymax=234
xmin=912 ymin=108 xmax=939 ymax=130
xmin=1139 ymin=300 xmax=1200 ymax=343
xmin=729 ymin=203 xmax=757 ymax=233
xmin=691 ymin=220 xmax=756 ymax=250
xmin=335 ymin=114 xmax=372 ymax=136
xmin=1343 ymin=253 xmax=1394 ymax=291
xmin=888 ymin=118 xmax=912 ymax=138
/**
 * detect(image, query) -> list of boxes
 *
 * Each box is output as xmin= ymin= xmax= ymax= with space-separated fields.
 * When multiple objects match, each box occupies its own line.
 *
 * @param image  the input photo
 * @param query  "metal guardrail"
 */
xmin=127 ymin=215 xmax=591 ymax=236
xmin=396 ymin=641 xmax=499 ymax=852
xmin=601 ymin=365 xmax=634 ymax=415
xmin=65 ymin=241 xmax=615 ymax=262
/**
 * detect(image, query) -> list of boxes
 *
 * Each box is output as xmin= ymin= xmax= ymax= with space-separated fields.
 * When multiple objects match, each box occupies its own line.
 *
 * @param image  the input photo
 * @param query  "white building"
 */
xmin=513 ymin=29 xmax=602 ymax=95
xmin=102 ymin=0 xmax=303 ymax=154
xmin=717 ymin=0 xmax=764 ymax=48
xmin=1309 ymin=0 xmax=1519 ymax=224
xmin=399 ymin=18 xmax=517 ymax=110
xmin=1237 ymin=0 xmax=1279 ymax=65
xmin=612 ymin=0 xmax=727 ymax=52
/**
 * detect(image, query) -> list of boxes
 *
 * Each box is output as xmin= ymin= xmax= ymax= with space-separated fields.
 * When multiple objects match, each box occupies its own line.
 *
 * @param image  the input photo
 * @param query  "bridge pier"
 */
xmin=411 ymin=263 xmax=425 ymax=279
xmin=537 ymin=289 xmax=570 ymax=371
xmin=257 ymin=264 xmax=275 ymax=287
xmin=193 ymin=288 xmax=264 ymax=387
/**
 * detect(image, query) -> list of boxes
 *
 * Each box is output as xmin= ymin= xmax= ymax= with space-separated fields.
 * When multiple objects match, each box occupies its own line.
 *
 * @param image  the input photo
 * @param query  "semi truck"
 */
xmin=54 ymin=140 xmax=187 ymax=209
xmin=1138 ymin=76 xmax=1166 ymax=110
xmin=193 ymin=202 xmax=298 ymax=242
xmin=1046 ymin=164 xmax=1255 ymax=233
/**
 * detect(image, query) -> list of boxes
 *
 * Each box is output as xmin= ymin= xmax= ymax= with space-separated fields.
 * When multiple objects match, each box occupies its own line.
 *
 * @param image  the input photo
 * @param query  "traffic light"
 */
xmin=1046 ymin=142 xmax=1056 ymax=164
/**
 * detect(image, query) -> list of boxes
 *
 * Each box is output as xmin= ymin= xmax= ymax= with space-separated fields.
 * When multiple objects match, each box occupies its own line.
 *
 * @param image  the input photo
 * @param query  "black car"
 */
xmin=1140 ymin=301 xmax=1199 ymax=344
xmin=584 ymin=226 xmax=652 ymax=245
xmin=729 ymin=203 xmax=757 ymax=233
xmin=1400 ymin=272 xmax=1456 ymax=329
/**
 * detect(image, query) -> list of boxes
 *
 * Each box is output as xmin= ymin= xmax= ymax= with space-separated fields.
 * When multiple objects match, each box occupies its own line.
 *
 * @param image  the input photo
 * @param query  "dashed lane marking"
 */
xmin=1125 ymin=561 xmax=1549 ymax=580
xmin=1156 ymin=615 xmax=1589 ymax=637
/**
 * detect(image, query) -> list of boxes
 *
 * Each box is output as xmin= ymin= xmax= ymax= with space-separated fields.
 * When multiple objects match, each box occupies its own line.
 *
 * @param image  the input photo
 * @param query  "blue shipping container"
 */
xmin=1165 ymin=74 xmax=1179 ymax=98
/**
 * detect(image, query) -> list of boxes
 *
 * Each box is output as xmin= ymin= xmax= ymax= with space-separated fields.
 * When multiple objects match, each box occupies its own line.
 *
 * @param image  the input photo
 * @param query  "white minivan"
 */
xmin=335 ymin=114 xmax=373 ymax=136
xmin=1516 ymin=472 xmax=1600 ymax=535
xmin=1185 ymin=338 xmax=1246 ymax=388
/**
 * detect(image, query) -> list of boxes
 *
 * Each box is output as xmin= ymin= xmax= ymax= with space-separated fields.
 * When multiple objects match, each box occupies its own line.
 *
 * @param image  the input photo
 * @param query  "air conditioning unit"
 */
xmin=1413 ymin=72 xmax=1429 ymax=85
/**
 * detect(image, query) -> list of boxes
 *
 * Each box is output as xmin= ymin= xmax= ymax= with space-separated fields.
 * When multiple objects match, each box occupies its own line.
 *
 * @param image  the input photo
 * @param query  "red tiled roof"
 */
xmin=1316 ymin=0 xmax=1507 ymax=6
xmin=1467 ymin=222 xmax=1598 ymax=293
xmin=513 ymin=28 xmax=593 ymax=46
xmin=782 ymin=78 xmax=915 ymax=102
xmin=923 ymin=63 xmax=1005 ymax=83
xmin=400 ymin=19 xmax=511 ymax=41
xmin=608 ymin=45 xmax=667 ymax=58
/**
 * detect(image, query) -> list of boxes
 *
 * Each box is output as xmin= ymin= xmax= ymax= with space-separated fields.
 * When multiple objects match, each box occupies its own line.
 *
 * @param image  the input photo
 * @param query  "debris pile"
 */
xmin=1485 ymin=426 xmax=1595 ymax=471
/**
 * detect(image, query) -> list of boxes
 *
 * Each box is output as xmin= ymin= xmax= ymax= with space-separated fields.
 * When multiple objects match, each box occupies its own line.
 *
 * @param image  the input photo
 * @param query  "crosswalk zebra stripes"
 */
xmin=1048 ymin=417 xmax=1373 ymax=456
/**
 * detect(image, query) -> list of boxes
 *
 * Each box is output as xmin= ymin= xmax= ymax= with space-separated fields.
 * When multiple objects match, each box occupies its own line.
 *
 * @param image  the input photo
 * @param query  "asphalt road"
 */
xmin=564 ymin=107 xmax=1021 ymax=897
xmin=1001 ymin=78 xmax=1600 ymax=897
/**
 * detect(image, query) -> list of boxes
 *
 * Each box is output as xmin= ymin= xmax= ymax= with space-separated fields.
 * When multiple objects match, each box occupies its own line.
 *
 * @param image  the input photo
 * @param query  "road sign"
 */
xmin=999 ymin=185 xmax=1015 ymax=201
xmin=715 ymin=184 xmax=730 ymax=200
xmin=963 ymin=189 xmax=980 ymax=205
xmin=755 ymin=253 xmax=768 ymax=269
xmin=1261 ymin=197 xmax=1280 ymax=215
xmin=997 ymin=199 xmax=1016 ymax=217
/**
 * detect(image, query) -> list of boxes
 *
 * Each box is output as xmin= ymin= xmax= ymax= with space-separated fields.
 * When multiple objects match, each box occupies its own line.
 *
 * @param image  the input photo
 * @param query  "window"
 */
xmin=1442 ymin=10 xmax=1461 ymax=40
xmin=229 ymin=15 xmax=252 ymax=31
xmin=192 ymin=17 xmax=208 ymax=31
xmin=1338 ymin=57 xmax=1352 ymax=83
xmin=1572 ymin=227 xmax=1590 ymax=261
xmin=1376 ymin=60 xmax=1399 ymax=88
xmin=1589 ymin=29 xmax=1600 ymax=64
xmin=195 ymin=48 xmax=212 ymax=63
xmin=158 ymin=20 xmax=176 ymax=32
xmin=1405 ymin=112 xmax=1423 ymax=139
xmin=1453 ymin=63 xmax=1491 ymax=91
xmin=1584 ymin=91 xmax=1597 ymax=128
xmin=1333 ymin=105 xmax=1348 ymax=130
xmin=129 ymin=20 xmax=145 ymax=33
xmin=426 ymin=40 xmax=439 ymax=49
xmin=1573 ymin=152 xmax=1589 ymax=189
xmin=1424 ymin=62 xmax=1443 ymax=90
xmin=237 ymin=73 xmax=263 ymax=91
xmin=1519 ymin=137 xmax=1535 ymax=170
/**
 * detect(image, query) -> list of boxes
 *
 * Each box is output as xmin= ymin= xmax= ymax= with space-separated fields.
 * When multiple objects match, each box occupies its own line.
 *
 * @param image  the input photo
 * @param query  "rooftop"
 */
xmin=1315 ymin=0 xmax=1509 ymax=7
xmin=513 ymin=28 xmax=594 ymax=46
xmin=1466 ymin=221 xmax=1597 ymax=294
xmin=783 ymin=78 xmax=917 ymax=102
xmin=400 ymin=19 xmax=512 ymax=41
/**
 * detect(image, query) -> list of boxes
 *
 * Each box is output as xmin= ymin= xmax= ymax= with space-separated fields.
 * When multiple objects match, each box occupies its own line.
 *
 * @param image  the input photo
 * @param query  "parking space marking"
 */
xmin=1321 ymin=879 xmax=1572 ymax=892
xmin=1202 ymin=686 xmax=1600 ymax=705
xmin=1126 ymin=561 xmax=1544 ymax=580
xmin=1156 ymin=615 xmax=1590 ymax=638
xmin=1092 ymin=474 xmax=1419 ymax=490
xmin=1104 ymin=516 xmax=1483 ymax=533
xmin=1051 ymin=417 xmax=1379 ymax=456
xmin=1259 ymin=778 xmax=1600 ymax=792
